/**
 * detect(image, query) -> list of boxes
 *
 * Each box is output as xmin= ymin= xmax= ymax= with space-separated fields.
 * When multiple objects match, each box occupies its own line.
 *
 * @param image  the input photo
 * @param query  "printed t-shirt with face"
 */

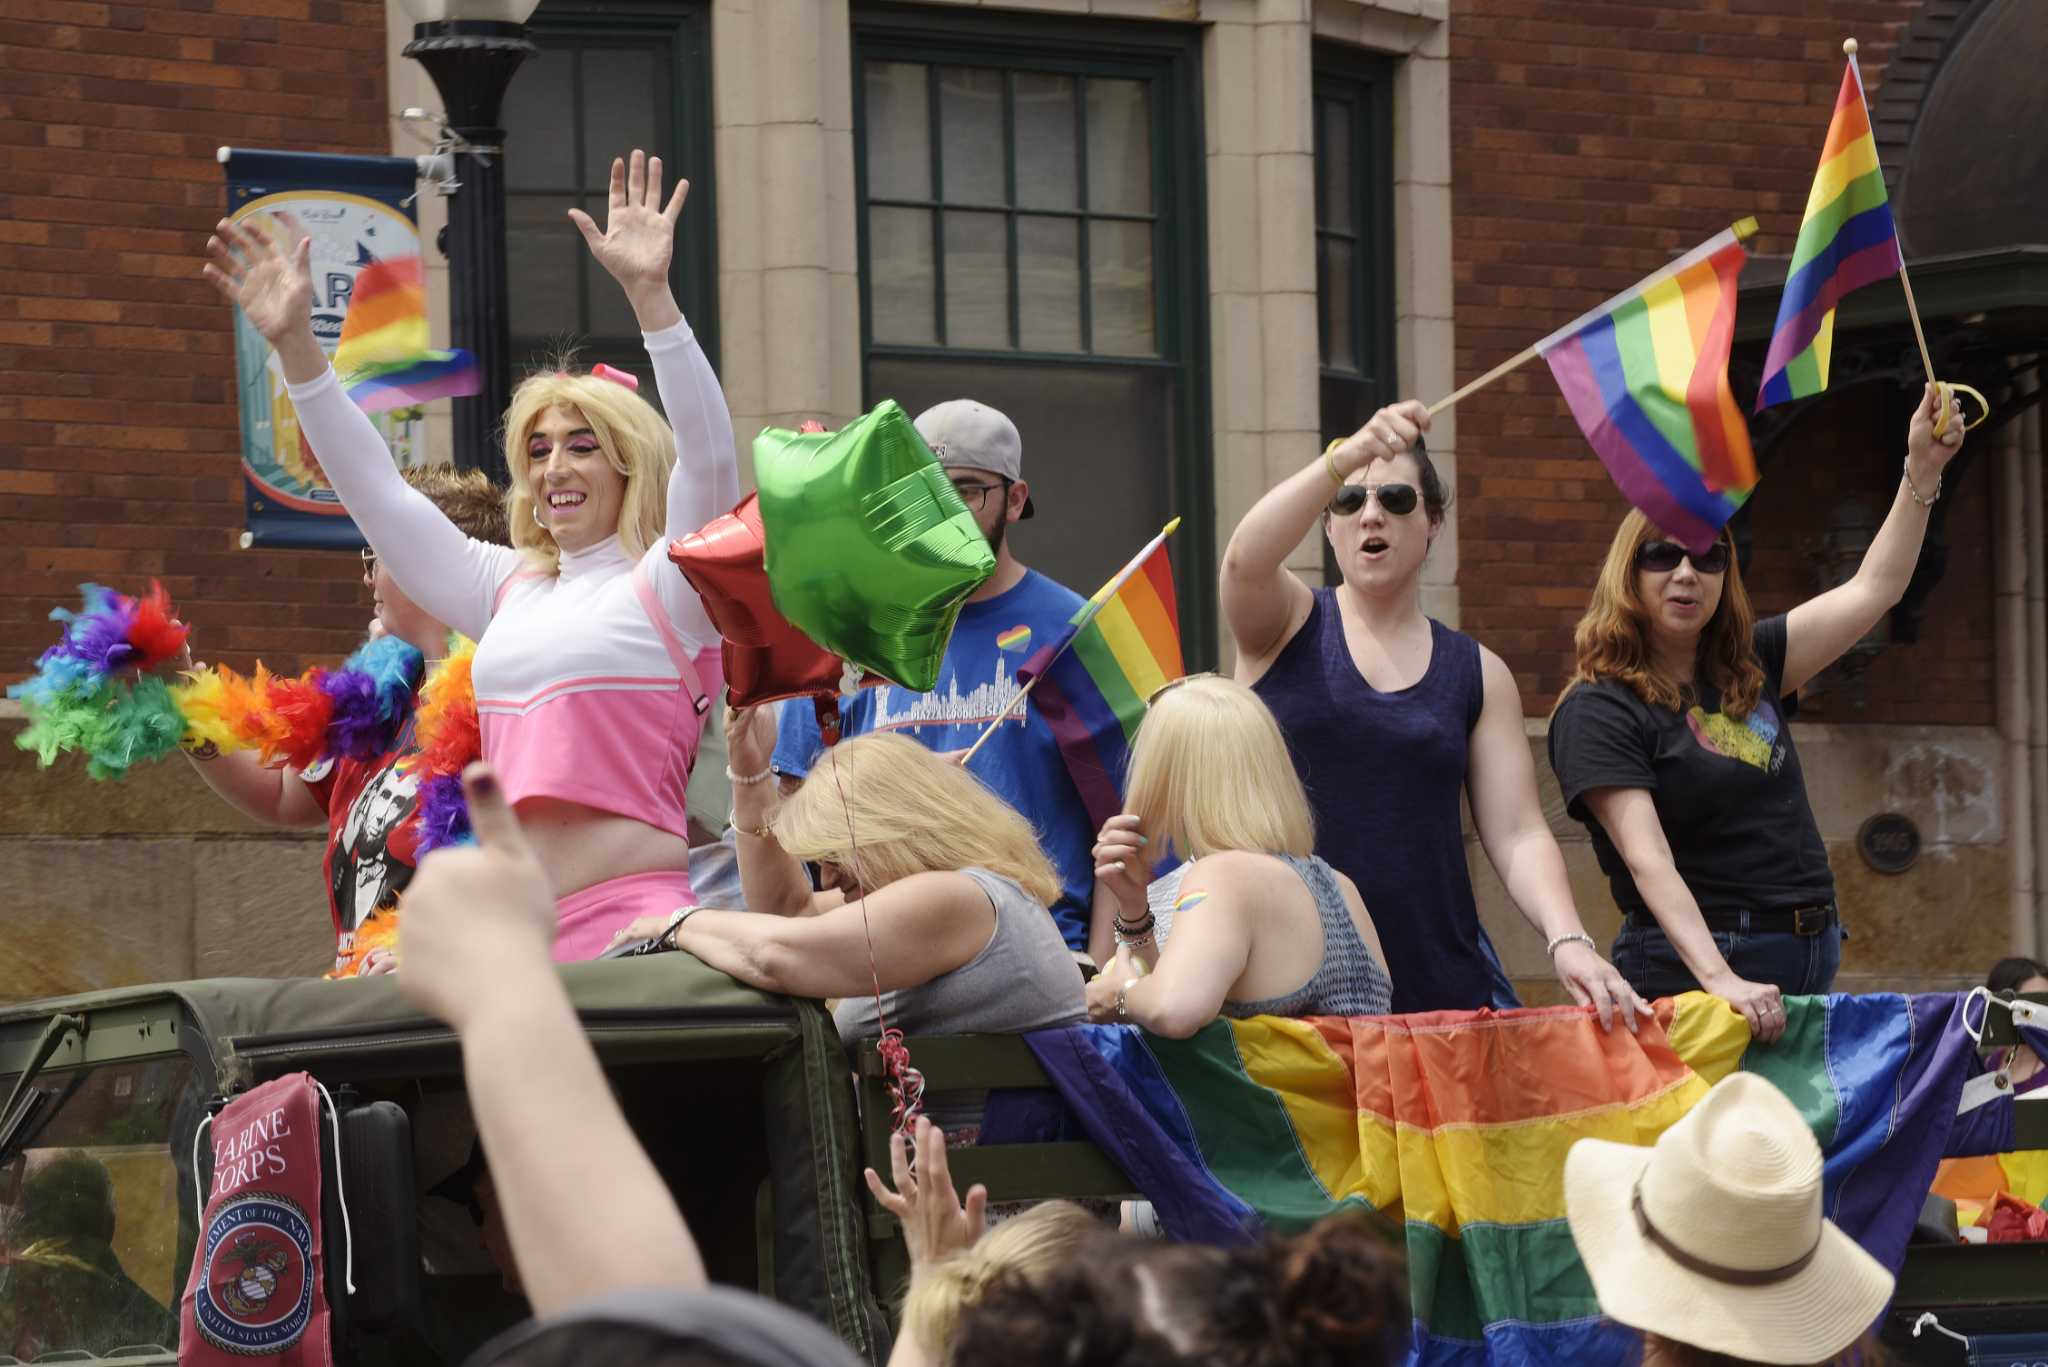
xmin=772 ymin=569 xmax=1097 ymax=950
xmin=300 ymin=713 xmax=425 ymax=954
xmin=1547 ymin=614 xmax=1834 ymax=917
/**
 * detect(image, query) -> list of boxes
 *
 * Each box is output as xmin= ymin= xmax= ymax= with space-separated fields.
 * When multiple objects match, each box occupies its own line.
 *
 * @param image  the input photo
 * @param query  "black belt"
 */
xmin=1626 ymin=904 xmax=1837 ymax=936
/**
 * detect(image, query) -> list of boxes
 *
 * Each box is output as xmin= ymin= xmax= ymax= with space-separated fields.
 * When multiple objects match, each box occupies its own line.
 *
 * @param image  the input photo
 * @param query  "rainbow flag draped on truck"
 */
xmin=1537 ymin=221 xmax=1758 ymax=557
xmin=1014 ymin=520 xmax=1184 ymax=828
xmin=1014 ymin=992 xmax=2011 ymax=1366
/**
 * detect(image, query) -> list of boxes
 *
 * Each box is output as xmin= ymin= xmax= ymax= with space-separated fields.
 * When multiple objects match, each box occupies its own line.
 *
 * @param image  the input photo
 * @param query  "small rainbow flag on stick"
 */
xmin=1537 ymin=220 xmax=1758 ymax=556
xmin=1756 ymin=49 xmax=1902 ymax=411
xmin=965 ymin=519 xmax=1183 ymax=827
xmin=331 ymin=256 xmax=480 ymax=413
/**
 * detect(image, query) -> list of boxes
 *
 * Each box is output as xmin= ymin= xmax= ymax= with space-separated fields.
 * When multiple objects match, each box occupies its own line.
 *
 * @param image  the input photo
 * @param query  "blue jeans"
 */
xmin=1476 ymin=921 xmax=1522 ymax=1009
xmin=1612 ymin=913 xmax=1843 ymax=1000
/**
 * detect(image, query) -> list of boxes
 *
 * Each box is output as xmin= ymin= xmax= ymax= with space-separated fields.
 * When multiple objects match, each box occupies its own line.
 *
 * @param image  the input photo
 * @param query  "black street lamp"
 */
xmin=403 ymin=1 xmax=538 ymax=483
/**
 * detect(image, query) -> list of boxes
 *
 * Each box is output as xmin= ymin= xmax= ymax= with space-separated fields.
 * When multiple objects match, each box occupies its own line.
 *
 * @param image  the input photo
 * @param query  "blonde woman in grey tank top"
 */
xmin=621 ymin=714 xmax=1084 ymax=1052
xmin=1082 ymin=676 xmax=1393 ymax=1033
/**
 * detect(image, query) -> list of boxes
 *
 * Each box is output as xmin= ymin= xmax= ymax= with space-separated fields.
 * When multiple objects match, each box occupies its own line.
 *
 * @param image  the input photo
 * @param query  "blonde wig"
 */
xmin=500 ymin=368 xmax=676 ymax=573
xmin=1558 ymin=509 xmax=1764 ymax=720
xmin=1125 ymin=675 xmax=1314 ymax=860
xmin=772 ymin=732 xmax=1061 ymax=906
xmin=900 ymin=1201 xmax=1100 ymax=1360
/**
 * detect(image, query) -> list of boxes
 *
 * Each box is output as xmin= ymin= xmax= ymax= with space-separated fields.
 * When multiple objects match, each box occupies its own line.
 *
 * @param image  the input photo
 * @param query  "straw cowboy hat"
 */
xmin=1564 ymin=1072 xmax=1894 ymax=1364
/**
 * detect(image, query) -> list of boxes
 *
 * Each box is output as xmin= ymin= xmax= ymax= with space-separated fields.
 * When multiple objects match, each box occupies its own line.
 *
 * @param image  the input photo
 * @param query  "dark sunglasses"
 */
xmin=1636 ymin=540 xmax=1729 ymax=575
xmin=1327 ymin=482 xmax=1420 ymax=517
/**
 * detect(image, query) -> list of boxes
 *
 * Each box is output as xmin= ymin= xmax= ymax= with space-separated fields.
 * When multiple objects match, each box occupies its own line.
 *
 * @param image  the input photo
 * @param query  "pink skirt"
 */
xmin=553 ymin=869 xmax=694 ymax=962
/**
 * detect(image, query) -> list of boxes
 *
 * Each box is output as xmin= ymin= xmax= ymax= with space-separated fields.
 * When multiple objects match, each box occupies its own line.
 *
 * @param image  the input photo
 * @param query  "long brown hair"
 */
xmin=1558 ymin=510 xmax=1763 ymax=719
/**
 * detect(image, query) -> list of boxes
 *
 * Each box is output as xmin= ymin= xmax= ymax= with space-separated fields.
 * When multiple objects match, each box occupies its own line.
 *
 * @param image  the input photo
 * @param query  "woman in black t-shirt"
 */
xmin=1548 ymin=384 xmax=1965 ymax=1039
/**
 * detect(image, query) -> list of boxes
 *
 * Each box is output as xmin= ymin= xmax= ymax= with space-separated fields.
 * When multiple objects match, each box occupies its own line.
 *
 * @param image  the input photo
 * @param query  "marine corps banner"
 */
xmin=219 ymin=148 xmax=426 ymax=550
xmin=179 ymin=1073 xmax=333 ymax=1366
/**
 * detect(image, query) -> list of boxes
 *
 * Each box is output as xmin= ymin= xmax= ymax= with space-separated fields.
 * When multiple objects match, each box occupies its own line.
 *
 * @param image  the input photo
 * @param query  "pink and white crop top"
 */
xmin=285 ymin=319 xmax=741 ymax=840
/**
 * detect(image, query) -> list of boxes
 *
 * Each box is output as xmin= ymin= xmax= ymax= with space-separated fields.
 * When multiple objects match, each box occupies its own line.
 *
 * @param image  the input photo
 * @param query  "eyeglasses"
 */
xmin=1636 ymin=540 xmax=1729 ymax=575
xmin=359 ymin=547 xmax=378 ymax=575
xmin=1327 ymin=482 xmax=1420 ymax=518
xmin=950 ymin=477 xmax=1010 ymax=512
xmin=1145 ymin=671 xmax=1222 ymax=706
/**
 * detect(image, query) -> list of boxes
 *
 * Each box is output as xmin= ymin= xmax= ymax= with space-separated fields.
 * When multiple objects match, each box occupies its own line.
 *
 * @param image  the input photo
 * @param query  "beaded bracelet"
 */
xmin=1545 ymin=931 xmax=1597 ymax=957
xmin=727 ymin=764 xmax=775 ymax=786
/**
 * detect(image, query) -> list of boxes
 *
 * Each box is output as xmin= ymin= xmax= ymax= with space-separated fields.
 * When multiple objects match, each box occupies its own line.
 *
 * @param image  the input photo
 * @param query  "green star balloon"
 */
xmin=754 ymin=400 xmax=996 ymax=693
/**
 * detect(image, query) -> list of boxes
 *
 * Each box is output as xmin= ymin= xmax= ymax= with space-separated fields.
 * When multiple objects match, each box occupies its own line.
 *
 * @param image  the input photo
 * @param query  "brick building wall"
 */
xmin=1 ymin=0 xmax=393 ymax=680
xmin=1447 ymin=0 xmax=1991 ymax=725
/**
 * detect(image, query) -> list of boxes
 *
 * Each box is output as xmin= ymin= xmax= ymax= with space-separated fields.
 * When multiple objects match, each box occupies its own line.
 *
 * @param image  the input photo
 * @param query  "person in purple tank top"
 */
xmin=1220 ymin=400 xmax=1646 ymax=1026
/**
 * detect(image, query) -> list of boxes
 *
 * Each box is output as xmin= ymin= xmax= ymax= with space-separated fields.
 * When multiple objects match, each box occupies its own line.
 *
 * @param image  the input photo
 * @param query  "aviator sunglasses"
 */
xmin=1327 ymin=482 xmax=1420 ymax=517
xmin=1636 ymin=539 xmax=1729 ymax=575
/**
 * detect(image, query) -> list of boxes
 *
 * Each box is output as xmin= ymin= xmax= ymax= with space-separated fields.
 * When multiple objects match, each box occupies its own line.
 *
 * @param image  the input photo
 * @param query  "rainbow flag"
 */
xmin=1537 ymin=221 xmax=1756 ymax=556
xmin=1011 ymin=992 xmax=2010 ymax=1365
xmin=1756 ymin=55 xmax=1903 ymax=411
xmin=331 ymin=255 xmax=479 ymax=413
xmin=1015 ymin=520 xmax=1183 ymax=828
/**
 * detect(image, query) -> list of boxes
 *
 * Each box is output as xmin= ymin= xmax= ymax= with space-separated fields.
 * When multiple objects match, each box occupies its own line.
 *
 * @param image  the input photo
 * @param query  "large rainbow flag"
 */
xmin=1014 ymin=519 xmax=1184 ymax=828
xmin=1755 ymin=54 xmax=1903 ymax=411
xmin=331 ymin=255 xmax=480 ymax=413
xmin=1008 ymin=992 xmax=2011 ymax=1365
xmin=1538 ymin=220 xmax=1757 ymax=556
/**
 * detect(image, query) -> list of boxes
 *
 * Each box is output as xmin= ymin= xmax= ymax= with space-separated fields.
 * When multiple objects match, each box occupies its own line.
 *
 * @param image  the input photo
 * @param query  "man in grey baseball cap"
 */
xmin=771 ymin=398 xmax=1108 ymax=954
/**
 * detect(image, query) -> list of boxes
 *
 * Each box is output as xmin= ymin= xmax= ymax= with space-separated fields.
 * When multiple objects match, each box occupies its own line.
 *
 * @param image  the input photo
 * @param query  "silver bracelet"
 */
xmin=726 ymin=764 xmax=775 ymax=786
xmin=658 ymin=905 xmax=706 ymax=948
xmin=1546 ymin=931 xmax=1597 ymax=957
xmin=1903 ymin=456 xmax=1941 ymax=508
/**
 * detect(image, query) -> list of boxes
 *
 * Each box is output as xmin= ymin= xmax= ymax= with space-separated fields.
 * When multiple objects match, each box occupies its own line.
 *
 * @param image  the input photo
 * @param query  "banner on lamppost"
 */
xmin=219 ymin=148 xmax=428 ymax=550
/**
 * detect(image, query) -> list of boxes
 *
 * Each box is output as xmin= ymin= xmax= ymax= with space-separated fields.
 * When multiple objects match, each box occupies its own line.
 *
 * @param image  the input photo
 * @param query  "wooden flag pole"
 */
xmin=1426 ymin=343 xmax=1543 ymax=418
xmin=959 ymin=669 xmax=1046 ymax=766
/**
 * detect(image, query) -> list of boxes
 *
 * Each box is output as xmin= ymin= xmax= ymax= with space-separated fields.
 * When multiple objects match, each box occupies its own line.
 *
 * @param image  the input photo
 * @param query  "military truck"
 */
xmin=1 ymin=963 xmax=2041 ymax=1365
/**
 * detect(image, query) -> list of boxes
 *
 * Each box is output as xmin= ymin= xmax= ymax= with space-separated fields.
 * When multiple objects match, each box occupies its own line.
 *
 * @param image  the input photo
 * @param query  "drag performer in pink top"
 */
xmin=205 ymin=150 xmax=739 ymax=958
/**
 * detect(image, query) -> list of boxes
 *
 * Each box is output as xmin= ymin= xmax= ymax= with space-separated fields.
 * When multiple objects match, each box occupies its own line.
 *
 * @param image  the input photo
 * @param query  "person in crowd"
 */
xmin=1221 ymin=405 xmax=1642 ymax=1026
xmin=617 ymin=706 xmax=1085 ymax=1101
xmin=1548 ymin=385 xmax=1966 ymax=1038
xmin=771 ymin=400 xmax=1104 ymax=953
xmin=204 ymin=149 xmax=740 ymax=959
xmin=395 ymin=764 xmax=862 ymax=1367
xmin=1563 ymin=1071 xmax=1891 ymax=1367
xmin=1083 ymin=675 xmax=1392 ymax=1035
xmin=947 ymin=1214 xmax=1408 ymax=1366
xmin=1986 ymin=955 xmax=2048 ymax=1090
xmin=178 ymin=466 xmax=508 ymax=974
xmin=1931 ymin=954 xmax=2048 ymax=1223
xmin=867 ymin=1116 xmax=1101 ymax=1367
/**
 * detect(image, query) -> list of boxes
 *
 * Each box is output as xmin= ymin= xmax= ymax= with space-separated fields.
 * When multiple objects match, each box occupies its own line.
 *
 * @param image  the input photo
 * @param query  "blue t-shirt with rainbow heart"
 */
xmin=772 ymin=569 xmax=1098 ymax=950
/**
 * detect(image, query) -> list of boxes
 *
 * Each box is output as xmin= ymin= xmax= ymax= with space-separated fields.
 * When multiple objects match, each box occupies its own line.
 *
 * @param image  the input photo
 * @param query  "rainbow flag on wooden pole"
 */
xmin=1755 ymin=42 xmax=1905 ymax=411
xmin=1536 ymin=219 xmax=1759 ymax=556
xmin=960 ymin=518 xmax=1183 ymax=826
xmin=331 ymin=255 xmax=480 ymax=413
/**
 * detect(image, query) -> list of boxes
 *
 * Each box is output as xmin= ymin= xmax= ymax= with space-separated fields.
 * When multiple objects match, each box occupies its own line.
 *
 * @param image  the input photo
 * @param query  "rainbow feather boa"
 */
xmin=11 ymin=584 xmax=481 ymax=853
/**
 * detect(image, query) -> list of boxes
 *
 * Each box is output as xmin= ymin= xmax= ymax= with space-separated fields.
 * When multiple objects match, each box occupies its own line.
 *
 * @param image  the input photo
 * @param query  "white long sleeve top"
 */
xmin=285 ymin=319 xmax=740 ymax=837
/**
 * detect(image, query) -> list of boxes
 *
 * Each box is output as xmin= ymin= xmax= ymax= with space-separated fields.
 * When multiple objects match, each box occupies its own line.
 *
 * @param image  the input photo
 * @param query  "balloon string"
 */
xmin=828 ymin=746 xmax=924 ymax=1144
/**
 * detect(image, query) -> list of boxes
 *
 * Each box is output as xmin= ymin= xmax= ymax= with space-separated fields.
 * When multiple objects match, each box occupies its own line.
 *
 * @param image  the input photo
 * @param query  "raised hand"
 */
xmin=726 ymin=704 xmax=778 ymax=781
xmin=399 ymin=764 xmax=561 ymax=1030
xmin=203 ymin=214 xmax=314 ymax=346
xmin=862 ymin=1116 xmax=987 ymax=1269
xmin=568 ymin=149 xmax=687 ymax=330
xmin=1907 ymin=382 xmax=1966 ymax=482
xmin=1091 ymin=813 xmax=1153 ymax=922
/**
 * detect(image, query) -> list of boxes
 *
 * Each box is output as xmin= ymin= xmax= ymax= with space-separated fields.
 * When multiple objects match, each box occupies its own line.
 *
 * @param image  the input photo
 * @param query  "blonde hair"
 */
xmin=902 ymin=1201 xmax=1100 ymax=1359
xmin=772 ymin=733 xmax=1060 ymax=905
xmin=1557 ymin=510 xmax=1764 ymax=720
xmin=501 ymin=368 xmax=675 ymax=573
xmin=1125 ymin=675 xmax=1314 ymax=860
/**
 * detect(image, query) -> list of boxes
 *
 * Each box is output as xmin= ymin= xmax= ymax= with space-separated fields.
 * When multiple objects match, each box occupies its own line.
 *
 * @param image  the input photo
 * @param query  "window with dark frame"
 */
xmin=501 ymin=0 xmax=718 ymax=399
xmin=856 ymin=15 xmax=1212 ymax=662
xmin=1314 ymin=47 xmax=1396 ymax=585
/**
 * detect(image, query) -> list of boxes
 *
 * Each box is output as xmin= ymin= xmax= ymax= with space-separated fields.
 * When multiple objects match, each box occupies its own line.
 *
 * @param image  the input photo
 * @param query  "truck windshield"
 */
xmin=0 ymin=1056 xmax=197 ymax=1364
